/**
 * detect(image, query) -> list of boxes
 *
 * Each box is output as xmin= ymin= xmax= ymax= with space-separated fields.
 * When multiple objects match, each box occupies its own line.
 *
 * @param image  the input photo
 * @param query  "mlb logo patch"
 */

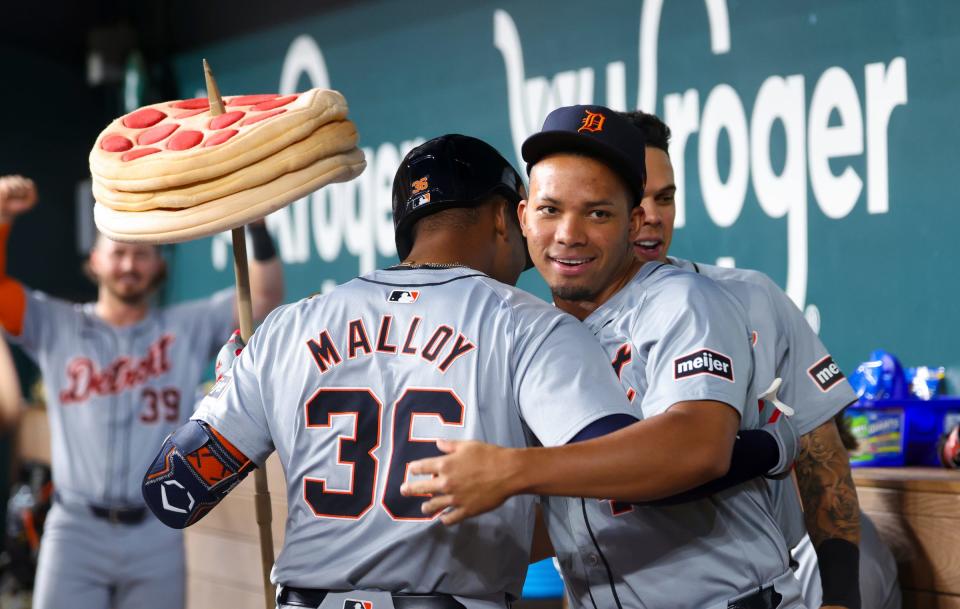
xmin=343 ymin=601 xmax=373 ymax=609
xmin=388 ymin=290 xmax=420 ymax=303
xmin=411 ymin=192 xmax=431 ymax=208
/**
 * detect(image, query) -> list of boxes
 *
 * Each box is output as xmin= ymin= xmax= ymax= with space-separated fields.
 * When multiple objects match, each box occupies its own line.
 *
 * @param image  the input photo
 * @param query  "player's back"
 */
xmin=225 ymin=266 xmax=625 ymax=599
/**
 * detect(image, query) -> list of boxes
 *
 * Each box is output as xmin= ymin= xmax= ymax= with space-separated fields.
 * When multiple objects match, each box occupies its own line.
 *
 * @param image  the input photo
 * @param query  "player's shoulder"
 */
xmin=162 ymin=286 xmax=234 ymax=316
xmin=682 ymin=259 xmax=784 ymax=296
xmin=476 ymin=276 xmax=580 ymax=327
xmin=642 ymin=261 xmax=728 ymax=301
xmin=23 ymin=287 xmax=87 ymax=319
xmin=674 ymin=259 xmax=792 ymax=309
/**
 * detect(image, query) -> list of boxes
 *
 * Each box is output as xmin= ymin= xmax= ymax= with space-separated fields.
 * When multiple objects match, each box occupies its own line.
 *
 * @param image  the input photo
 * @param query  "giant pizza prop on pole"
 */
xmin=90 ymin=61 xmax=365 ymax=609
xmin=91 ymin=79 xmax=364 ymax=243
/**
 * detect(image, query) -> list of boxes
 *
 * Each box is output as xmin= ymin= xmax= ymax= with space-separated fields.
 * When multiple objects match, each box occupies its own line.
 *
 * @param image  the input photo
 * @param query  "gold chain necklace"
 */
xmin=393 ymin=261 xmax=466 ymax=269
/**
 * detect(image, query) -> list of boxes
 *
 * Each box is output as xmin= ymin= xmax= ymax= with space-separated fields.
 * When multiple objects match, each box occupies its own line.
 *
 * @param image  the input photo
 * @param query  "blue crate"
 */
xmin=845 ymin=398 xmax=960 ymax=467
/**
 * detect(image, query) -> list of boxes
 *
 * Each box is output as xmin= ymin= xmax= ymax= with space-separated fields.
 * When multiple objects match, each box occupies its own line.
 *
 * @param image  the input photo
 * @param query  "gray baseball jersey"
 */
xmin=671 ymin=257 xmax=857 ymax=547
xmin=10 ymin=287 xmax=235 ymax=504
xmin=7 ymin=286 xmax=234 ymax=609
xmin=543 ymin=262 xmax=806 ymax=609
xmin=193 ymin=266 xmax=635 ymax=601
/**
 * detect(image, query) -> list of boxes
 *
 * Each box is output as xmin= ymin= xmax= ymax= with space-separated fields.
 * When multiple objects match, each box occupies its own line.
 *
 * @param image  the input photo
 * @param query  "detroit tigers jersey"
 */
xmin=8 ymin=287 xmax=234 ymax=506
xmin=543 ymin=262 xmax=804 ymax=609
xmin=670 ymin=257 xmax=857 ymax=547
xmin=193 ymin=266 xmax=635 ymax=599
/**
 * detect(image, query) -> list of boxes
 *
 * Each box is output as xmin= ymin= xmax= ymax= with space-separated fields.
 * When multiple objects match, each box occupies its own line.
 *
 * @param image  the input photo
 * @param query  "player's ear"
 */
xmin=517 ymin=199 xmax=529 ymax=237
xmin=85 ymin=238 xmax=104 ymax=284
xmin=628 ymin=201 xmax=644 ymax=242
xmin=492 ymin=196 xmax=510 ymax=239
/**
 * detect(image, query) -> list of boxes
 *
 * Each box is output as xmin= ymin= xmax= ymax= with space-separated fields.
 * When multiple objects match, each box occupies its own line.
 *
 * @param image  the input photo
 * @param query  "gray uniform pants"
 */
xmin=33 ymin=502 xmax=185 ymax=609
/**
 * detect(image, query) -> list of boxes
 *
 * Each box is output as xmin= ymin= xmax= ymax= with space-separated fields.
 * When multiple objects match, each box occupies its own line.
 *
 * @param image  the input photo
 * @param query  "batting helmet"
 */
xmin=392 ymin=134 xmax=526 ymax=261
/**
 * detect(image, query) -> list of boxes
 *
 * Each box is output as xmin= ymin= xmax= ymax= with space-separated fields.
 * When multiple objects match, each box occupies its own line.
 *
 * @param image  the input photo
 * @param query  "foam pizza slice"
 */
xmin=94 ymin=148 xmax=366 ymax=244
xmin=90 ymin=88 xmax=348 ymax=192
xmin=93 ymin=119 xmax=359 ymax=212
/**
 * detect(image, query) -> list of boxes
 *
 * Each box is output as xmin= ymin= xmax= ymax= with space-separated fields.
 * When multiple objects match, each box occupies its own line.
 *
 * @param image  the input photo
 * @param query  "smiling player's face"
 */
xmin=89 ymin=237 xmax=165 ymax=305
xmin=519 ymin=153 xmax=642 ymax=313
xmin=633 ymin=147 xmax=676 ymax=264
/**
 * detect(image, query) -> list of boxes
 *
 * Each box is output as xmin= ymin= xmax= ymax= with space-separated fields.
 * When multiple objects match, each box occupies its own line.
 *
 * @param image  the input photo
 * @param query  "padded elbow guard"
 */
xmin=142 ymin=420 xmax=255 ymax=529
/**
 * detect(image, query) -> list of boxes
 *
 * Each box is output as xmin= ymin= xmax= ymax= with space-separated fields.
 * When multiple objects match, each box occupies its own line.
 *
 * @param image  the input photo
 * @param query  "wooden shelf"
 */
xmin=855 ymin=467 xmax=960 ymax=608
xmin=854 ymin=467 xmax=960 ymax=492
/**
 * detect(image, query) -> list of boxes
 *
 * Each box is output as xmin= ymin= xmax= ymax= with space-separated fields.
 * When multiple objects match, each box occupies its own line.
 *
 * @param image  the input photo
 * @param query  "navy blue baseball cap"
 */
xmin=521 ymin=105 xmax=646 ymax=204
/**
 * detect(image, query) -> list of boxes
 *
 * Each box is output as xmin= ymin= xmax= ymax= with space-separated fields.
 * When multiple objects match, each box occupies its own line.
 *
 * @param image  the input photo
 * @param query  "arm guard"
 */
xmin=142 ymin=420 xmax=255 ymax=529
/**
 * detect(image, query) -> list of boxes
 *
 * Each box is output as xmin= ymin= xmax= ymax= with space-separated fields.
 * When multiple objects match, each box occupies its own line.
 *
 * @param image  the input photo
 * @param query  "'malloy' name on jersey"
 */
xmin=673 ymin=348 xmax=734 ymax=382
xmin=305 ymin=315 xmax=477 ymax=375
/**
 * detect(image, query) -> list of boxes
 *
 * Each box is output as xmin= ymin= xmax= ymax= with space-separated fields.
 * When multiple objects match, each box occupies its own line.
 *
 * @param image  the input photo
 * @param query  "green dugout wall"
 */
xmin=162 ymin=0 xmax=955 ymax=380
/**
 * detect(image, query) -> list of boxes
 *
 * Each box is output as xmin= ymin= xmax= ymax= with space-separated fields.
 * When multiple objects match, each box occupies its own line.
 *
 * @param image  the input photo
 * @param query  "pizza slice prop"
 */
xmin=91 ymin=81 xmax=365 ymax=243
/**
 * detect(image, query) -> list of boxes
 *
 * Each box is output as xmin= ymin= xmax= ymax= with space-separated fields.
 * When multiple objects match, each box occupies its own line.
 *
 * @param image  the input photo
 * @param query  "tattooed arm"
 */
xmin=795 ymin=418 xmax=861 ymax=609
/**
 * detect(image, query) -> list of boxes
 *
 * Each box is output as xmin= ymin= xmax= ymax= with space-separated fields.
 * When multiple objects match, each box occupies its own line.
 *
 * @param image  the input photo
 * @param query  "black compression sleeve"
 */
xmin=639 ymin=428 xmax=780 ymax=506
xmin=568 ymin=414 xmax=639 ymax=443
xmin=247 ymin=223 xmax=277 ymax=261
xmin=818 ymin=538 xmax=861 ymax=609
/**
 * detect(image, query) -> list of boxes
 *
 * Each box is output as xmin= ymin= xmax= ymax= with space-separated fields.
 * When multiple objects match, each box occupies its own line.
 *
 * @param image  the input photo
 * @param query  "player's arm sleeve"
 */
xmin=564 ymin=415 xmax=785 ymax=503
xmin=771 ymin=279 xmax=857 ymax=435
xmin=192 ymin=323 xmax=275 ymax=464
xmin=639 ymin=277 xmax=752 ymax=419
xmin=4 ymin=285 xmax=78 ymax=363
xmin=640 ymin=428 xmax=781 ymax=505
xmin=143 ymin=321 xmax=274 ymax=528
xmin=0 ymin=222 xmax=26 ymax=337
xmin=513 ymin=311 xmax=636 ymax=447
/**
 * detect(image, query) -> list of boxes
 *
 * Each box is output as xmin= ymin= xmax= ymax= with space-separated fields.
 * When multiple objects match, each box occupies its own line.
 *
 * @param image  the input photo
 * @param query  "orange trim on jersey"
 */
xmin=0 ymin=223 xmax=26 ymax=336
xmin=209 ymin=425 xmax=251 ymax=467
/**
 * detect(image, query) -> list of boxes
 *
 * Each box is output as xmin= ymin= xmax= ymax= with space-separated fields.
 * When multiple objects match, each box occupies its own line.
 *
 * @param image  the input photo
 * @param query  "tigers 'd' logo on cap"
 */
xmin=578 ymin=110 xmax=606 ymax=133
xmin=673 ymin=349 xmax=734 ymax=382
xmin=388 ymin=290 xmax=419 ymax=303
xmin=343 ymin=601 xmax=373 ymax=609
xmin=808 ymin=355 xmax=845 ymax=392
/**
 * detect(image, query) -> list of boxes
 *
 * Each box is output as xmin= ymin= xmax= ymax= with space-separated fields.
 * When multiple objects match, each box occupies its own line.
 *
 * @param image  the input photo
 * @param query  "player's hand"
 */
xmin=399 ymin=439 xmax=523 ymax=526
xmin=0 ymin=175 xmax=38 ymax=223
xmin=215 ymin=330 xmax=245 ymax=382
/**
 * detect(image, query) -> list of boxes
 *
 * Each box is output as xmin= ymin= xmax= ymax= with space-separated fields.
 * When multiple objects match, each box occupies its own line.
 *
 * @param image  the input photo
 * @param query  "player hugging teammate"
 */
xmin=130 ymin=107 xmax=865 ymax=609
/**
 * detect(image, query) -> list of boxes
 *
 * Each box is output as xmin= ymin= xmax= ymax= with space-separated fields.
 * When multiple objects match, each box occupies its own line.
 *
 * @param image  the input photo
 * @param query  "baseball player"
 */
xmin=142 ymin=134 xmax=642 ymax=609
xmin=0 ymin=174 xmax=284 ymax=609
xmin=404 ymin=107 xmax=808 ymax=609
xmin=141 ymin=134 xmax=800 ymax=609
xmin=621 ymin=109 xmax=861 ymax=609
